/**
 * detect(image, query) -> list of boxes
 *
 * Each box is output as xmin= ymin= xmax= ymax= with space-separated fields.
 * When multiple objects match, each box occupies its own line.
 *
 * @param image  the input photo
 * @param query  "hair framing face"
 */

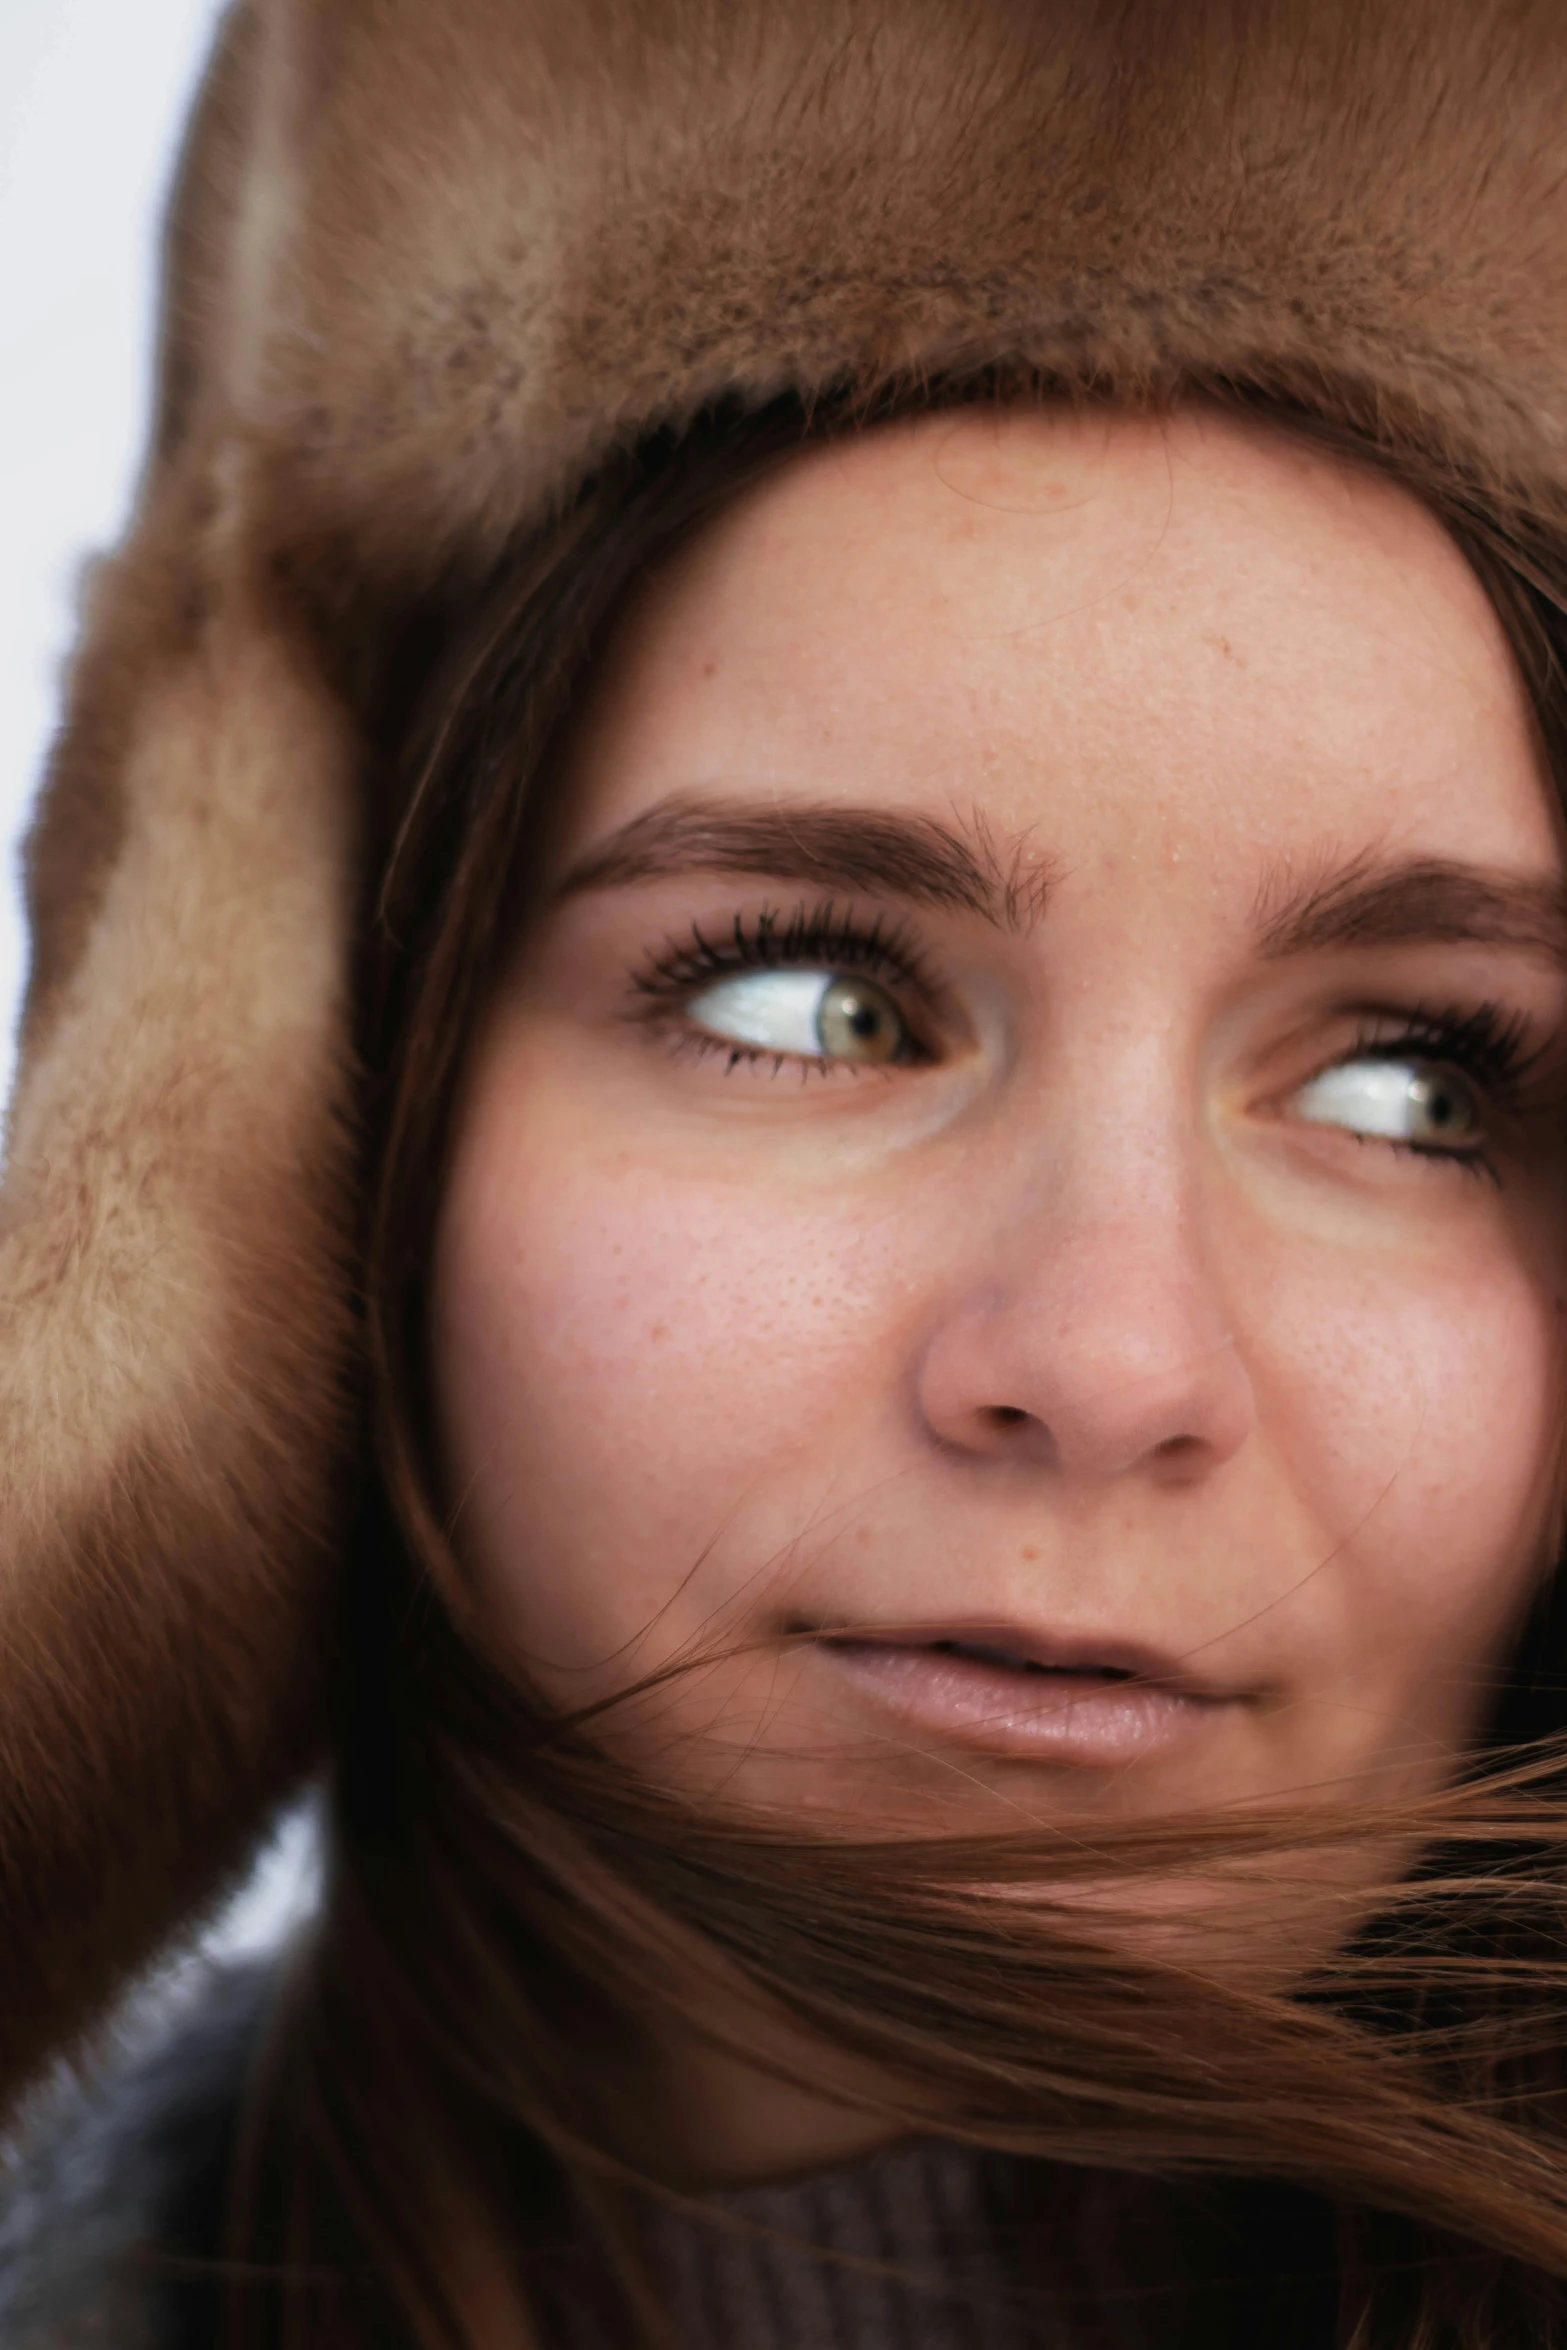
xmin=10 ymin=0 xmax=1567 ymax=2113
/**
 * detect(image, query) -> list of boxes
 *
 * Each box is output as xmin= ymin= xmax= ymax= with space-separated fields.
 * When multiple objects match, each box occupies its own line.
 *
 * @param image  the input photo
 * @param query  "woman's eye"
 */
xmin=684 ymin=969 xmax=912 ymax=1065
xmin=1290 ymin=1057 xmax=1482 ymax=1151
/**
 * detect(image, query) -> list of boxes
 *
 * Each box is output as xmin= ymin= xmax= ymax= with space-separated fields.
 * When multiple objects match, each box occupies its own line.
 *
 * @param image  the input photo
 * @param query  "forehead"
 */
xmin=564 ymin=405 xmax=1559 ymax=882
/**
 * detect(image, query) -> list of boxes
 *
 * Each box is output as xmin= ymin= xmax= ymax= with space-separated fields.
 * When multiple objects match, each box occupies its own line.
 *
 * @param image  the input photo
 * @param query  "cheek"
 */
xmin=430 ymin=1075 xmax=912 ymax=1676
xmin=1253 ymin=1227 xmax=1565 ymax=1732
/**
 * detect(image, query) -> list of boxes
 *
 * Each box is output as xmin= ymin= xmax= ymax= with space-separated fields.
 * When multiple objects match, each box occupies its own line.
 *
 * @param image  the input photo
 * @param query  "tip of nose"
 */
xmin=921 ymin=1310 xmax=1257 ymax=1481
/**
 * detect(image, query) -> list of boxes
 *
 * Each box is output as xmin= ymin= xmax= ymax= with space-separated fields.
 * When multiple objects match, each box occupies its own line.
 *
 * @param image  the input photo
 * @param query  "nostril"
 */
xmin=987 ymin=1406 xmax=1030 ymax=1430
xmin=1154 ymin=1433 xmax=1202 ymax=1461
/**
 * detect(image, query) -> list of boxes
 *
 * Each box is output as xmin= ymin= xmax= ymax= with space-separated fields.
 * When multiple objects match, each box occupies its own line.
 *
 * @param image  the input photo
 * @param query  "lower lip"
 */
xmin=816 ymin=1640 xmax=1230 ymax=1766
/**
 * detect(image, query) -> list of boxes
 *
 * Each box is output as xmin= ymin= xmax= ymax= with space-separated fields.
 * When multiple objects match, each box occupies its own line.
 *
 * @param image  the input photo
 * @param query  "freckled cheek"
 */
xmin=1256 ymin=1240 xmax=1563 ymax=1711
xmin=432 ymin=1151 xmax=913 ymax=1663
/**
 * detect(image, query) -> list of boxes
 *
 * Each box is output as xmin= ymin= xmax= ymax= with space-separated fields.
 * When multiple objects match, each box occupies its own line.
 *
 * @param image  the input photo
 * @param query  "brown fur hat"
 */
xmin=6 ymin=0 xmax=1567 ymax=2106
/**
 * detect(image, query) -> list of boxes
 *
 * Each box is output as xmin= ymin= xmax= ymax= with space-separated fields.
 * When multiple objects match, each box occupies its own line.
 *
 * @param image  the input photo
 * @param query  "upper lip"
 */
xmin=800 ymin=1619 xmax=1251 ymax=1704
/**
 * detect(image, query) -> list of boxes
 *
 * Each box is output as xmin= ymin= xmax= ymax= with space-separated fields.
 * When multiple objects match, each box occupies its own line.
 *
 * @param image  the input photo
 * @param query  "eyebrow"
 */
xmin=557 ymin=794 xmax=1567 ymax=969
xmin=555 ymin=794 xmax=1054 ymax=929
xmin=1254 ymin=852 xmax=1567 ymax=966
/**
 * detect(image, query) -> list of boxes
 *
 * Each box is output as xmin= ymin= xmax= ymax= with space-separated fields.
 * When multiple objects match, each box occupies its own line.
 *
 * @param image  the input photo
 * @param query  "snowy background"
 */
xmin=1 ymin=0 xmax=317 ymax=1965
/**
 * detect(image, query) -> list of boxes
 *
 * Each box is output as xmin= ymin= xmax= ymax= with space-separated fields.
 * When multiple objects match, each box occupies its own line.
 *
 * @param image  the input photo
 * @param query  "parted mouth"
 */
xmin=792 ymin=1620 xmax=1258 ymax=1766
xmin=797 ymin=1620 xmax=1251 ymax=1706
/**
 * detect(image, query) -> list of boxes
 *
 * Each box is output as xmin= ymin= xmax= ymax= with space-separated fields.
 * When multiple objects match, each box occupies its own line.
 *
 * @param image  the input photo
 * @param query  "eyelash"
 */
xmin=629 ymin=902 xmax=935 ymax=1070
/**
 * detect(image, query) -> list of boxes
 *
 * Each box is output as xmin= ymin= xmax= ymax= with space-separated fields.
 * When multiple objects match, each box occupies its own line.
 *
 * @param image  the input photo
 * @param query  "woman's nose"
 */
xmin=913 ymin=1195 xmax=1258 ymax=1484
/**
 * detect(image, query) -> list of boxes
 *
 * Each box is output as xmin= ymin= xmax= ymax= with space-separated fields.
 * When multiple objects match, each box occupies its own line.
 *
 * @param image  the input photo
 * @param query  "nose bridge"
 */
xmin=1023 ymin=1081 xmax=1229 ymax=1383
xmin=915 ymin=1037 xmax=1255 ymax=1479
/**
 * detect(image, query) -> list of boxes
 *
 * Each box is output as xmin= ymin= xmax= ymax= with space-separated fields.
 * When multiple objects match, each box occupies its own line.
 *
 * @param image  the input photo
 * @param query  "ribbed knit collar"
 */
xmin=560 ymin=2140 xmax=1034 ymax=2350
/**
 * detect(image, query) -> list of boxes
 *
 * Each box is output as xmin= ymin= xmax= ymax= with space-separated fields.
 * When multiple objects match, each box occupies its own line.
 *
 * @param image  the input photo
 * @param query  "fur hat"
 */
xmin=6 ymin=0 xmax=1567 ymax=2105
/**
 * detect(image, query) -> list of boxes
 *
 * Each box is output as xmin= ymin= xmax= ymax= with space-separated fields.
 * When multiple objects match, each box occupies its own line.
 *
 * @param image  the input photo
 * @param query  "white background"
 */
xmin=0 ymin=0 xmax=226 ymax=1103
xmin=1 ymin=0 xmax=316 ymax=1964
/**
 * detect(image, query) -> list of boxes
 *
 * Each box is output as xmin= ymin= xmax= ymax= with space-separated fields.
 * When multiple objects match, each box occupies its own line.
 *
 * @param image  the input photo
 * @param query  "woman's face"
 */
xmin=433 ymin=405 xmax=1567 ymax=1840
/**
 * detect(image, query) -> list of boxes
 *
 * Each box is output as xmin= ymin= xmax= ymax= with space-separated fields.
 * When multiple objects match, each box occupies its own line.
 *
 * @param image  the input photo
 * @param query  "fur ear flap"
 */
xmin=0 ymin=452 xmax=358 ymax=2105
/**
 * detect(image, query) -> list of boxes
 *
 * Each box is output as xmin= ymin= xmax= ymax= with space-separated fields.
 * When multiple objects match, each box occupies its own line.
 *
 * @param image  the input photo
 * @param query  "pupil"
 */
xmin=848 ymin=1002 xmax=880 ymax=1037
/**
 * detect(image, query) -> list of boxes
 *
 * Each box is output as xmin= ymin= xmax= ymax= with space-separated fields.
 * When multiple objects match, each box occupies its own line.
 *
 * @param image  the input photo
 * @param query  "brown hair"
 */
xmin=213 ymin=380 xmax=1567 ymax=2350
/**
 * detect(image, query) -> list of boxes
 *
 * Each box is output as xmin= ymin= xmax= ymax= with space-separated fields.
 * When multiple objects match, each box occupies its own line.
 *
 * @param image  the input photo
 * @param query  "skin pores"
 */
xmin=431 ymin=405 xmax=1567 ymax=1869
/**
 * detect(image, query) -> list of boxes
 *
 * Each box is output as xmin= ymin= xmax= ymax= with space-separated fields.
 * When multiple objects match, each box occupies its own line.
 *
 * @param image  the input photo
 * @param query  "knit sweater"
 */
xmin=0 ymin=1963 xmax=1034 ymax=2348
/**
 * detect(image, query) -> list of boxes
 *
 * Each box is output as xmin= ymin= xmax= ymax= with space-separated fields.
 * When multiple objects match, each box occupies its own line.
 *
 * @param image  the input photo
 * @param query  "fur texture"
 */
xmin=8 ymin=0 xmax=1567 ymax=2111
